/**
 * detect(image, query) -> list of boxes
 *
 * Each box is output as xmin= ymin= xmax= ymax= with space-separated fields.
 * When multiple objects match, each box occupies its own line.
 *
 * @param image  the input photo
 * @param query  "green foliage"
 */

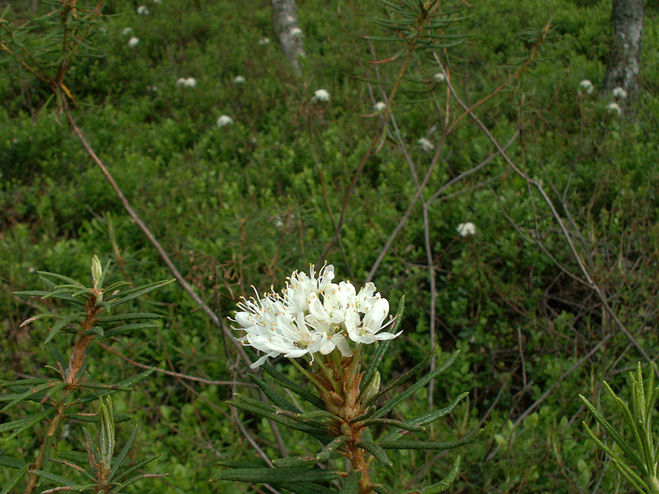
xmin=580 ymin=364 xmax=659 ymax=494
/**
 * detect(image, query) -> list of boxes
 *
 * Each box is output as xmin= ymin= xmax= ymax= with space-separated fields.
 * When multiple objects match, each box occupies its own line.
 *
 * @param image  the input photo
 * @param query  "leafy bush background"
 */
xmin=1 ymin=0 xmax=657 ymax=492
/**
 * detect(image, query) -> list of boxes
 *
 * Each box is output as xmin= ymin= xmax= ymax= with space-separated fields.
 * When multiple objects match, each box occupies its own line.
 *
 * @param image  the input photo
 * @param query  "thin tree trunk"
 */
xmin=603 ymin=0 xmax=644 ymax=118
xmin=272 ymin=0 xmax=306 ymax=76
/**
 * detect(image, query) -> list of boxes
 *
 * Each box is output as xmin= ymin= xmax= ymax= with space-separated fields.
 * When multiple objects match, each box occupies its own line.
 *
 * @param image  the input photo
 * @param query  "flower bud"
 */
xmin=361 ymin=371 xmax=380 ymax=404
xmin=91 ymin=255 xmax=102 ymax=288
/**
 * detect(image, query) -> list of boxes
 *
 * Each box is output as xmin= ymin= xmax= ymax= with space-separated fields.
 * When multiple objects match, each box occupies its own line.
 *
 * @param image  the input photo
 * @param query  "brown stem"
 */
xmin=24 ymin=399 xmax=68 ymax=494
xmin=24 ymin=293 xmax=100 ymax=493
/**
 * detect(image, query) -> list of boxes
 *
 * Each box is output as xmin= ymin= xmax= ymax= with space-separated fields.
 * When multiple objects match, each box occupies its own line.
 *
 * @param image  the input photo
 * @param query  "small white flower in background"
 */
xmin=373 ymin=101 xmax=387 ymax=113
xmin=137 ymin=5 xmax=149 ymax=15
xmin=434 ymin=72 xmax=446 ymax=83
xmin=233 ymin=75 xmax=246 ymax=84
xmin=607 ymin=102 xmax=622 ymax=115
xmin=578 ymin=79 xmax=594 ymax=95
xmin=147 ymin=85 xmax=158 ymax=92
xmin=128 ymin=37 xmax=140 ymax=48
xmin=175 ymin=78 xmax=186 ymax=87
xmin=417 ymin=137 xmax=434 ymax=152
xmin=457 ymin=222 xmax=476 ymax=237
xmin=258 ymin=37 xmax=271 ymax=45
xmin=184 ymin=77 xmax=197 ymax=88
xmin=122 ymin=27 xmax=133 ymax=36
xmin=231 ymin=264 xmax=400 ymax=368
xmin=612 ymin=87 xmax=627 ymax=99
xmin=290 ymin=27 xmax=303 ymax=38
xmin=28 ymin=266 xmax=36 ymax=274
xmin=216 ymin=115 xmax=234 ymax=127
xmin=312 ymin=89 xmax=330 ymax=103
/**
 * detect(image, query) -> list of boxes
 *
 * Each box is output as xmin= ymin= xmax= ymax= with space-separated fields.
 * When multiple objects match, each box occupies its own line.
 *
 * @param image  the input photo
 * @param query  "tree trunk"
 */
xmin=272 ymin=0 xmax=306 ymax=76
xmin=603 ymin=0 xmax=644 ymax=118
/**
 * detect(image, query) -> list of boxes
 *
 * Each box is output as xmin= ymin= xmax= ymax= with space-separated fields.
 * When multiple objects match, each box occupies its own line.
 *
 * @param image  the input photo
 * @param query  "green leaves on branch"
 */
xmin=579 ymin=363 xmax=659 ymax=494
xmin=222 ymin=322 xmax=471 ymax=493
xmin=2 ymin=256 xmax=169 ymax=492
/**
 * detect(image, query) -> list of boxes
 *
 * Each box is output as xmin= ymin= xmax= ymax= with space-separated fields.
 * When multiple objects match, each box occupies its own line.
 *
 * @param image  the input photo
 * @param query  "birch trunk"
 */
xmin=603 ymin=0 xmax=644 ymax=118
xmin=272 ymin=0 xmax=306 ymax=76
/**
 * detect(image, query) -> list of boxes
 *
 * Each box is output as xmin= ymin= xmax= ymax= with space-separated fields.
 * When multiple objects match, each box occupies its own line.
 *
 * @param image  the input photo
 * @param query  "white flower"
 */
xmin=612 ymin=87 xmax=627 ymax=99
xmin=457 ymin=222 xmax=476 ymax=237
xmin=259 ymin=37 xmax=270 ymax=45
xmin=184 ymin=77 xmax=197 ymax=88
xmin=607 ymin=102 xmax=622 ymax=115
xmin=578 ymin=79 xmax=594 ymax=95
xmin=232 ymin=264 xmax=400 ymax=368
xmin=233 ymin=75 xmax=246 ymax=84
xmin=122 ymin=27 xmax=133 ymax=35
xmin=175 ymin=78 xmax=186 ymax=87
xmin=417 ymin=137 xmax=434 ymax=152
xmin=290 ymin=27 xmax=303 ymax=38
xmin=147 ymin=85 xmax=158 ymax=92
xmin=373 ymin=101 xmax=387 ymax=113
xmin=137 ymin=5 xmax=149 ymax=15
xmin=434 ymin=72 xmax=446 ymax=83
xmin=127 ymin=37 xmax=140 ymax=48
xmin=312 ymin=89 xmax=330 ymax=103
xmin=216 ymin=115 xmax=234 ymax=127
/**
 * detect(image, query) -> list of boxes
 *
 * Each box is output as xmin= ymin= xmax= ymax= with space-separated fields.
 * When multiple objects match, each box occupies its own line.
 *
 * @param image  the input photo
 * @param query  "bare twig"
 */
xmin=60 ymin=96 xmax=251 ymax=367
xmin=93 ymin=341 xmax=253 ymax=387
xmin=436 ymin=55 xmax=657 ymax=375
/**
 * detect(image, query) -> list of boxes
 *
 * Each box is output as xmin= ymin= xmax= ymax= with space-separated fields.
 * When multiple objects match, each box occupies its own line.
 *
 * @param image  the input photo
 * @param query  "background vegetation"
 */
xmin=1 ymin=0 xmax=657 ymax=492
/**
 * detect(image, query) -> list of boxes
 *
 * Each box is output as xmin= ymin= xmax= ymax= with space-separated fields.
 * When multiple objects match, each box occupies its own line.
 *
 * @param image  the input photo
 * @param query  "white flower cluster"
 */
xmin=417 ymin=137 xmax=434 ymax=152
xmin=176 ymin=77 xmax=197 ymax=88
xmin=232 ymin=265 xmax=400 ymax=368
xmin=128 ymin=37 xmax=140 ymax=48
xmin=216 ymin=115 xmax=234 ymax=127
xmin=373 ymin=101 xmax=387 ymax=113
xmin=457 ymin=222 xmax=476 ymax=237
xmin=434 ymin=72 xmax=446 ymax=83
xmin=612 ymin=86 xmax=627 ymax=99
xmin=137 ymin=5 xmax=149 ymax=15
xmin=312 ymin=89 xmax=330 ymax=103
xmin=578 ymin=79 xmax=594 ymax=95
xmin=233 ymin=75 xmax=246 ymax=84
xmin=607 ymin=102 xmax=622 ymax=115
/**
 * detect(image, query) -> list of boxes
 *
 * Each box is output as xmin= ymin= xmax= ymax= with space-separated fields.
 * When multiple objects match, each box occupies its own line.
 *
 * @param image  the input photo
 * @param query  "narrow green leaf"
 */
xmin=0 ymin=463 xmax=29 ymax=494
xmin=357 ymin=441 xmax=392 ymax=467
xmin=260 ymin=359 xmax=325 ymax=409
xmin=579 ymin=394 xmax=643 ymax=469
xmin=36 ymin=271 xmax=85 ymax=288
xmin=0 ymin=455 xmax=25 ymax=469
xmin=212 ymin=467 xmax=339 ymax=483
xmin=1 ymin=381 xmax=64 ymax=412
xmin=361 ymin=296 xmax=403 ymax=396
xmin=408 ymin=392 xmax=469 ymax=427
xmin=107 ymin=279 xmax=174 ymax=307
xmin=367 ymin=352 xmax=434 ymax=406
xmin=112 ymin=455 xmax=159 ymax=483
xmin=97 ymin=312 xmax=160 ymax=322
xmin=343 ymin=472 xmax=361 ymax=494
xmin=0 ymin=408 xmax=53 ymax=440
xmin=379 ymin=434 xmax=477 ymax=451
xmin=116 ymin=471 xmax=166 ymax=489
xmin=31 ymin=469 xmax=75 ymax=486
xmin=373 ymin=351 xmax=459 ymax=418
xmin=250 ymin=375 xmax=300 ymax=413
xmin=103 ymin=322 xmax=159 ymax=337
xmin=415 ymin=455 xmax=461 ymax=493
xmin=110 ymin=425 xmax=139 ymax=480
xmin=361 ymin=417 xmax=425 ymax=432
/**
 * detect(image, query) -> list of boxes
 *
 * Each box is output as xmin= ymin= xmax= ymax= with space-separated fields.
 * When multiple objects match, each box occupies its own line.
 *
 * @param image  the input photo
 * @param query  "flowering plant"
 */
xmin=218 ymin=265 xmax=472 ymax=494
